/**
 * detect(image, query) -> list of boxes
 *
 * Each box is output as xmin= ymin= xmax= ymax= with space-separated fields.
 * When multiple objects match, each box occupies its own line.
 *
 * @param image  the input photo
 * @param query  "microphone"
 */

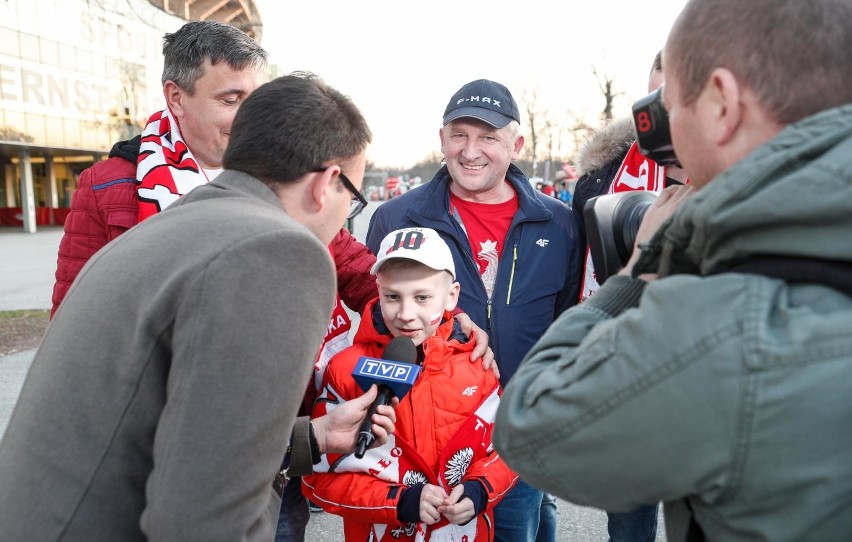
xmin=352 ymin=336 xmax=419 ymax=458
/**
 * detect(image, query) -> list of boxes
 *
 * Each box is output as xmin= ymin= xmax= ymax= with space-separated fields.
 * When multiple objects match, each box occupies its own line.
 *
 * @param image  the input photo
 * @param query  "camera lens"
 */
xmin=620 ymin=199 xmax=652 ymax=261
xmin=583 ymin=191 xmax=658 ymax=284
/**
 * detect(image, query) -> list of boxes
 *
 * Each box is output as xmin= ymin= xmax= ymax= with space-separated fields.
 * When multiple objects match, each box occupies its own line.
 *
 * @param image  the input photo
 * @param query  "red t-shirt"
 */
xmin=449 ymin=185 xmax=518 ymax=299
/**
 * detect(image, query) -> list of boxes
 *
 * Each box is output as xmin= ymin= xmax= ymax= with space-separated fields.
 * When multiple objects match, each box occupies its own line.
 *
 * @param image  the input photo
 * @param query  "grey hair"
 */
xmin=161 ymin=20 xmax=268 ymax=94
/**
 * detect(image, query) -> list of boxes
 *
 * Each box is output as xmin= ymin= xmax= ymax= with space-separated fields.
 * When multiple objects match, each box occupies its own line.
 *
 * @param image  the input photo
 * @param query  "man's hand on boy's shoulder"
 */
xmin=455 ymin=312 xmax=499 ymax=380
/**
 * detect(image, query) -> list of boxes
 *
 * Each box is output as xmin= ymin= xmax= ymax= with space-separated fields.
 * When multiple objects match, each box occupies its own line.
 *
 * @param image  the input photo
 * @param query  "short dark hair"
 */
xmin=223 ymin=72 xmax=373 ymax=185
xmin=651 ymin=50 xmax=662 ymax=76
xmin=161 ymin=21 xmax=268 ymax=93
xmin=667 ymin=0 xmax=852 ymax=124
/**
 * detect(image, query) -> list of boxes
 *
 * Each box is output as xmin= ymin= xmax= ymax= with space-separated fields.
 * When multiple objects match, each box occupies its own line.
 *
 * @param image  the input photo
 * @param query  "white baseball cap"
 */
xmin=370 ymin=227 xmax=456 ymax=280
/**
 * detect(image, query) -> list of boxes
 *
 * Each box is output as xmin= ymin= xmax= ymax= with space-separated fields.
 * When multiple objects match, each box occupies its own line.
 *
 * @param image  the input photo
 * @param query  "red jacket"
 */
xmin=302 ymin=300 xmax=517 ymax=541
xmin=51 ymin=152 xmax=139 ymax=317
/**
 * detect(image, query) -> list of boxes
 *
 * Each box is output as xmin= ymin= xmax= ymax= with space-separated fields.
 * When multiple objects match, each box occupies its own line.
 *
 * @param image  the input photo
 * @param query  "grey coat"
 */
xmin=494 ymin=104 xmax=852 ymax=541
xmin=0 ymin=171 xmax=335 ymax=541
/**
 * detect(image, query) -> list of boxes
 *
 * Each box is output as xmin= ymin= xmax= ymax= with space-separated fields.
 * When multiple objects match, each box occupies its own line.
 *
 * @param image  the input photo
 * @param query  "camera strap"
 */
xmin=713 ymin=256 xmax=852 ymax=298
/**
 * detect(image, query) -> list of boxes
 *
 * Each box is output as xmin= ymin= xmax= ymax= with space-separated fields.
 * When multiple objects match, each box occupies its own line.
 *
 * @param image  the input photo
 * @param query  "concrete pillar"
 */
xmin=45 ymin=155 xmax=59 ymax=208
xmin=18 ymin=149 xmax=36 ymax=233
xmin=4 ymin=164 xmax=14 ymax=207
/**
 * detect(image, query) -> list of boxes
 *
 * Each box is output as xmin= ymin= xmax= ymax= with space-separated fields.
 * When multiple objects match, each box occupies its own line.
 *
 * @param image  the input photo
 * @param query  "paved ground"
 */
xmin=0 ymin=216 xmax=666 ymax=541
xmin=0 ymin=225 xmax=63 ymax=312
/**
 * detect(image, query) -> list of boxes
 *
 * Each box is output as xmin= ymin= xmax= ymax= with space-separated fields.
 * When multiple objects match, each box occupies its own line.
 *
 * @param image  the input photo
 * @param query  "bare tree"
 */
xmin=521 ymin=87 xmax=541 ymax=177
xmin=592 ymin=66 xmax=624 ymax=121
xmin=565 ymin=111 xmax=594 ymax=156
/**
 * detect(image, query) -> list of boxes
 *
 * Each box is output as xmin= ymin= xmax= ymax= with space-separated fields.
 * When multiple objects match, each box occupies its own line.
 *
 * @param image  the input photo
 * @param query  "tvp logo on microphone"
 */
xmin=352 ymin=356 xmax=420 ymax=398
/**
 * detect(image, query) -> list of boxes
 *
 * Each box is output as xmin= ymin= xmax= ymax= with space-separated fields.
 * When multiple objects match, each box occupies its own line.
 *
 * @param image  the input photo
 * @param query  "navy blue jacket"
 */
xmin=366 ymin=164 xmax=582 ymax=386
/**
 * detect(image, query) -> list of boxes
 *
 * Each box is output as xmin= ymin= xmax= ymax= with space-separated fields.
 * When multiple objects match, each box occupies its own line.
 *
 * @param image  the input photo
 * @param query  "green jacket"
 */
xmin=494 ymin=104 xmax=852 ymax=542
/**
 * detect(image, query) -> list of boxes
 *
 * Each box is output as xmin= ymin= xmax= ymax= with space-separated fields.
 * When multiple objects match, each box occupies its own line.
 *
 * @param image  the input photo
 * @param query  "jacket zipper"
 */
xmin=506 ymin=243 xmax=518 ymax=305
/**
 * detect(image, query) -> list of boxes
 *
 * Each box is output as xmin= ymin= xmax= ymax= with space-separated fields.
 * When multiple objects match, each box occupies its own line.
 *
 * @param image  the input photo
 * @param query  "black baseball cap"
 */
xmin=442 ymin=79 xmax=521 ymax=128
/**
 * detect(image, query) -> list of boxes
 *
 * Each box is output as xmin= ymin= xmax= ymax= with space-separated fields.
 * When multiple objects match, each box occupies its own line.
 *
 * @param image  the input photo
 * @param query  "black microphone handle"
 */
xmin=354 ymin=385 xmax=395 ymax=459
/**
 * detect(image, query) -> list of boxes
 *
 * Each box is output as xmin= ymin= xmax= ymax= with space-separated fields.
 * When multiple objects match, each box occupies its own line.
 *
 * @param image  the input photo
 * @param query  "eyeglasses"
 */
xmin=311 ymin=167 xmax=368 ymax=219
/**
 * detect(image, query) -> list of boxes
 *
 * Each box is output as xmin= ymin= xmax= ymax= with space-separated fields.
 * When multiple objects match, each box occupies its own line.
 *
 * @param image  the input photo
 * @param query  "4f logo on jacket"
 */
xmin=536 ymin=238 xmax=549 ymax=247
xmin=462 ymin=386 xmax=477 ymax=396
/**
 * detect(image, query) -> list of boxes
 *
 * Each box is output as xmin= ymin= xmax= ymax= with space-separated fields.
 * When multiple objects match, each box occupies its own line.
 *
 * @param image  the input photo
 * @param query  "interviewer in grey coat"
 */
xmin=0 ymin=73 xmax=394 ymax=542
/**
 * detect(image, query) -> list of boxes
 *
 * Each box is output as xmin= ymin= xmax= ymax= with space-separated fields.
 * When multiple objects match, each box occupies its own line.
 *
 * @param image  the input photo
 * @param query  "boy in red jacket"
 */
xmin=303 ymin=227 xmax=517 ymax=541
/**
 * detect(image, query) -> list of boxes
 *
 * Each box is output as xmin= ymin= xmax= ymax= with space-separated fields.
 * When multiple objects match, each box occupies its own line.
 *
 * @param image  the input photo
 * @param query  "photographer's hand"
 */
xmin=618 ymin=185 xmax=693 ymax=280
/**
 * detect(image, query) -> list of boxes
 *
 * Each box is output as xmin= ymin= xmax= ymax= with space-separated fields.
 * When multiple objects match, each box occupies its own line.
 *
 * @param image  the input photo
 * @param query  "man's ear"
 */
xmin=706 ymin=68 xmax=743 ymax=146
xmin=163 ymin=81 xmax=186 ymax=118
xmin=308 ymin=167 xmax=337 ymax=212
xmin=511 ymin=134 xmax=525 ymax=161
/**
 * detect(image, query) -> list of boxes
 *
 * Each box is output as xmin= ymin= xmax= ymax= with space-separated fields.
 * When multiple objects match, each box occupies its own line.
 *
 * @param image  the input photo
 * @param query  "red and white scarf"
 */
xmin=136 ymin=108 xmax=209 ymax=222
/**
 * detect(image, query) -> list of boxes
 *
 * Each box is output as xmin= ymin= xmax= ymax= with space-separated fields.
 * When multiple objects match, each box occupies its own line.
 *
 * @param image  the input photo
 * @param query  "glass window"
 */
xmin=19 ymin=32 xmax=39 ymax=63
xmin=44 ymin=115 xmax=64 ymax=148
xmin=63 ymin=118 xmax=80 ymax=148
xmin=3 ymin=110 xmax=29 ymax=143
xmin=39 ymin=38 xmax=58 ymax=66
xmin=0 ymin=27 xmax=20 ymax=56
xmin=58 ymin=44 xmax=76 ymax=71
xmin=25 ymin=112 xmax=47 ymax=143
xmin=76 ymin=48 xmax=93 ymax=74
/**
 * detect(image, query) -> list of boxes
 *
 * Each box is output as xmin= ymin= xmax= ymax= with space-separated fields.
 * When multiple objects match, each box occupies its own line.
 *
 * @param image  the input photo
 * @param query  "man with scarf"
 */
xmin=50 ymin=20 xmax=267 ymax=314
xmin=495 ymin=0 xmax=852 ymax=540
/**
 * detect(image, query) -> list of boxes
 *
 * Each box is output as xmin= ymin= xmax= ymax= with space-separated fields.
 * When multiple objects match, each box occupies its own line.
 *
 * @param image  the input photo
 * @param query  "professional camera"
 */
xmin=631 ymin=87 xmax=680 ymax=167
xmin=581 ymin=88 xmax=683 ymax=284
xmin=583 ymin=191 xmax=657 ymax=284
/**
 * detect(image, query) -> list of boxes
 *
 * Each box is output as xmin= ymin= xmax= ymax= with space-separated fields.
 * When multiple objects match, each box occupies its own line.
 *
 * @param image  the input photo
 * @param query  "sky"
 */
xmin=253 ymin=0 xmax=688 ymax=169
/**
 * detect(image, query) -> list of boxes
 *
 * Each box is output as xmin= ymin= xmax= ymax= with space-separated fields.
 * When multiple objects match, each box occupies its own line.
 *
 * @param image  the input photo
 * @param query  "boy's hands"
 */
xmin=419 ymin=483 xmax=449 ymax=525
xmin=418 ymin=483 xmax=476 ymax=526
xmin=437 ymin=485 xmax=475 ymax=525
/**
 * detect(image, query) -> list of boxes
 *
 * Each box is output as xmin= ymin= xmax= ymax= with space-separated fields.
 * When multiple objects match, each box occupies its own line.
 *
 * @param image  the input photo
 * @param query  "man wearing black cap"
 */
xmin=366 ymin=79 xmax=582 ymax=541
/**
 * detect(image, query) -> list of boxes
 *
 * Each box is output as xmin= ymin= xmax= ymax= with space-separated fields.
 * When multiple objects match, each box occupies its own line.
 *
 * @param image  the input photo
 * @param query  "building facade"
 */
xmin=0 ymin=0 xmax=262 ymax=231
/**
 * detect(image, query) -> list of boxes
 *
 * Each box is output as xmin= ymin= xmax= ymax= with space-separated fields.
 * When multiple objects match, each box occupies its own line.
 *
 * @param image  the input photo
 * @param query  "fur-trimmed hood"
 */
xmin=575 ymin=118 xmax=635 ymax=176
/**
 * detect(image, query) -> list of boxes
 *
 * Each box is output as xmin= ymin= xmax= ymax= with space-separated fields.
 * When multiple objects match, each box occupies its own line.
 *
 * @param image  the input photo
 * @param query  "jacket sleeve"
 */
xmin=331 ymin=227 xmax=377 ymax=314
xmin=302 ymin=468 xmax=405 ymax=524
xmin=301 ymin=362 xmax=406 ymax=524
xmin=51 ymin=163 xmax=137 ymax=318
xmin=494 ymin=274 xmax=745 ymax=512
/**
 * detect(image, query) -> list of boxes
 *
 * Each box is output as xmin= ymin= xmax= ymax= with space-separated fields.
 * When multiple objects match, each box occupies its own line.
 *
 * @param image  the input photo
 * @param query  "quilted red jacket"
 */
xmin=51 ymin=140 xmax=140 ymax=317
xmin=302 ymin=300 xmax=517 ymax=541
